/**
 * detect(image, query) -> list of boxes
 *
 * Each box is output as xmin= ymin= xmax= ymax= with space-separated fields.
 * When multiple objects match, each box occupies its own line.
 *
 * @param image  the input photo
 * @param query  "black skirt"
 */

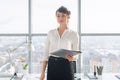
xmin=47 ymin=56 xmax=74 ymax=80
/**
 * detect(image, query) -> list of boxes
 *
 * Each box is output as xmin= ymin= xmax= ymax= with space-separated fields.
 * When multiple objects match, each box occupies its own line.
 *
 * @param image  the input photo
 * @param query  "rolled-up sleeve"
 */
xmin=42 ymin=32 xmax=50 ymax=61
xmin=71 ymin=32 xmax=80 ymax=59
xmin=72 ymin=32 xmax=79 ymax=51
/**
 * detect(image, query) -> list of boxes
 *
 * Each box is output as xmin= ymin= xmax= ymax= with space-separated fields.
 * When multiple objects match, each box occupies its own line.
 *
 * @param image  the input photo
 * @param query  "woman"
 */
xmin=40 ymin=6 xmax=79 ymax=80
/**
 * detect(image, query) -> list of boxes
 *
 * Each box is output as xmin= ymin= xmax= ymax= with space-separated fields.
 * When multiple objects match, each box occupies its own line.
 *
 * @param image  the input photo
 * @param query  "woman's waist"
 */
xmin=49 ymin=55 xmax=65 ymax=60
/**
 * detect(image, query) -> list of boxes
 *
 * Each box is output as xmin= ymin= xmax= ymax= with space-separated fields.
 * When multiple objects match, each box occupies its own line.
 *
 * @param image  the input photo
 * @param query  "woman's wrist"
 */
xmin=41 ymin=70 xmax=45 ymax=74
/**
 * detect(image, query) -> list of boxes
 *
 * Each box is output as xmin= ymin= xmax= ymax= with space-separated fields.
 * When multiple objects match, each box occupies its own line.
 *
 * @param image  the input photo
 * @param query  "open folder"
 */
xmin=50 ymin=49 xmax=81 ymax=58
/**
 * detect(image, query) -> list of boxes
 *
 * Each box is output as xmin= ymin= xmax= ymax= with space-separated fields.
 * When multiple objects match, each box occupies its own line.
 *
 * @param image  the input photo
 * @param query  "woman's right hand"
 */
xmin=40 ymin=73 xmax=45 ymax=80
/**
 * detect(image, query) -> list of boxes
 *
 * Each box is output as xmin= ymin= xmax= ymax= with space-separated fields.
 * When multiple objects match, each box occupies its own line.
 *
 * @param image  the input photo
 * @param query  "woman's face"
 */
xmin=56 ymin=12 xmax=69 ymax=24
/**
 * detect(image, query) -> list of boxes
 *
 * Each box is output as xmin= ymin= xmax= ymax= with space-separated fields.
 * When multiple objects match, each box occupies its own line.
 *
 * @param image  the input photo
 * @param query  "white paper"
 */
xmin=50 ymin=49 xmax=81 ymax=58
xmin=86 ymin=74 xmax=98 ymax=79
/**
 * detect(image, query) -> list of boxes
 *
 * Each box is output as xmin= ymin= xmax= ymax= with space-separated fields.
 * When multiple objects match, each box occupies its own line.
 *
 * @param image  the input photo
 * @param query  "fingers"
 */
xmin=65 ymin=54 xmax=74 ymax=61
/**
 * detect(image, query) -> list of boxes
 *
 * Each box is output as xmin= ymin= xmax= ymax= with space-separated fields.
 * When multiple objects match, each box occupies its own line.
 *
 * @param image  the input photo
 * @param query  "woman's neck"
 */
xmin=57 ymin=24 xmax=68 ymax=38
xmin=58 ymin=24 xmax=68 ymax=31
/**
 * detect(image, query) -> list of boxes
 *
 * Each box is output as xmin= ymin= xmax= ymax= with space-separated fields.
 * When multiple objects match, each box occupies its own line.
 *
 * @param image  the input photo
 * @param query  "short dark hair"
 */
xmin=56 ymin=6 xmax=71 ymax=15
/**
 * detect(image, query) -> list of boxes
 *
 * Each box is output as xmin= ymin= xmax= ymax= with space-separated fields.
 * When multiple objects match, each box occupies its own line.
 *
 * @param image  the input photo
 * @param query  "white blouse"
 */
xmin=43 ymin=28 xmax=79 ymax=61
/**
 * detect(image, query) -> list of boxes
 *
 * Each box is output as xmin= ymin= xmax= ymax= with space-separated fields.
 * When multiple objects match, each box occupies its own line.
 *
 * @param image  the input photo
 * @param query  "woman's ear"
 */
xmin=68 ymin=15 xmax=70 ymax=19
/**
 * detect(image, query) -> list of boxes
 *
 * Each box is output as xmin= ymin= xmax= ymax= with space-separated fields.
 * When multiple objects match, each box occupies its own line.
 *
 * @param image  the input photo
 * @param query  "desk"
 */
xmin=82 ymin=73 xmax=120 ymax=80
xmin=0 ymin=73 xmax=119 ymax=80
xmin=0 ymin=78 xmax=10 ymax=80
xmin=0 ymin=74 xmax=40 ymax=80
xmin=23 ymin=73 xmax=81 ymax=80
xmin=22 ymin=74 xmax=44 ymax=80
xmin=22 ymin=74 xmax=81 ymax=80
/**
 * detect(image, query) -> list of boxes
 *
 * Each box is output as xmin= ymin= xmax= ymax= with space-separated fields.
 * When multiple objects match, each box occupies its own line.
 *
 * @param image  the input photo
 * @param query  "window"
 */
xmin=31 ymin=36 xmax=46 ymax=73
xmin=0 ymin=36 xmax=28 ymax=74
xmin=82 ymin=36 xmax=120 ymax=73
xmin=81 ymin=0 xmax=120 ymax=33
xmin=0 ymin=0 xmax=28 ymax=74
xmin=0 ymin=0 xmax=28 ymax=33
xmin=81 ymin=0 xmax=120 ymax=74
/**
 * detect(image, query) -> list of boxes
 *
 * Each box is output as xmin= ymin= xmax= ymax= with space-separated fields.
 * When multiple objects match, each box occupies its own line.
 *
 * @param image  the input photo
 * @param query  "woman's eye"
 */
xmin=57 ymin=15 xmax=66 ymax=18
xmin=62 ymin=15 xmax=65 ymax=17
xmin=57 ymin=15 xmax=60 ymax=17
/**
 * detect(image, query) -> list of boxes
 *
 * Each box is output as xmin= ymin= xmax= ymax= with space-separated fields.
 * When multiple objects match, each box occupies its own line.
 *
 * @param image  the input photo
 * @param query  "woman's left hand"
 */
xmin=65 ymin=54 xmax=76 ymax=61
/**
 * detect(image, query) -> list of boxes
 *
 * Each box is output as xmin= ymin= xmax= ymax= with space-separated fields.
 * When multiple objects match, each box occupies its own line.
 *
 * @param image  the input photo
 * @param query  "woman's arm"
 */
xmin=65 ymin=32 xmax=79 ymax=74
xmin=41 ymin=61 xmax=48 ymax=73
xmin=40 ymin=61 xmax=48 ymax=80
xmin=65 ymin=32 xmax=79 ymax=61
xmin=40 ymin=31 xmax=50 ymax=80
